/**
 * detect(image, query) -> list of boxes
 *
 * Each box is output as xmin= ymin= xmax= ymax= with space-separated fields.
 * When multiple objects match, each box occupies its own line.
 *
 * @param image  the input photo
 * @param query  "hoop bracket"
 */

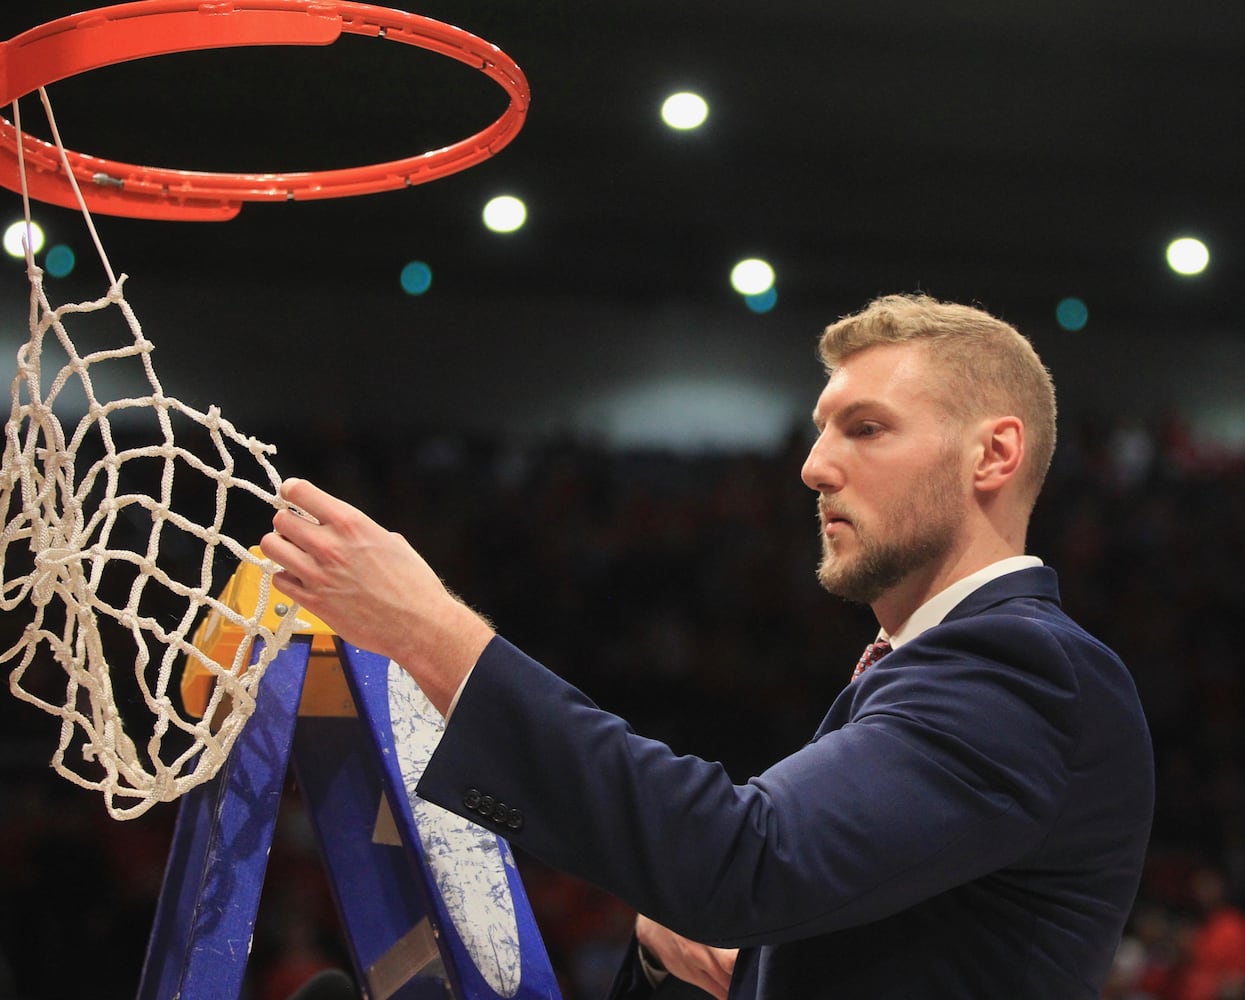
xmin=0 ymin=1 xmax=530 ymax=220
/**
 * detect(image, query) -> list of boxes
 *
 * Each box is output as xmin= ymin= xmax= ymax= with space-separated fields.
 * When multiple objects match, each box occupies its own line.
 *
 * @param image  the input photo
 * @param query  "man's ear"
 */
xmin=974 ymin=416 xmax=1024 ymax=494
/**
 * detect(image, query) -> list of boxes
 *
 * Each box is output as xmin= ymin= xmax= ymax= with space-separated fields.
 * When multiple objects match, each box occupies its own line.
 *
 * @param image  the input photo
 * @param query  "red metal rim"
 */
xmin=0 ymin=1 xmax=530 ymax=220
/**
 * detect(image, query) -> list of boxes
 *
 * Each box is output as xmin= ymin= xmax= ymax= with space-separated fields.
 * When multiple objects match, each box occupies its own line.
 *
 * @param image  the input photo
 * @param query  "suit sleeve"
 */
xmin=416 ymin=621 xmax=1079 ymax=948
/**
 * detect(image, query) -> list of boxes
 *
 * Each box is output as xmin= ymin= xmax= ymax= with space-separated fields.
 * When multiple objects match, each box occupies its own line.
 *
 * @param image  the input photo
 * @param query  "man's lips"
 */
xmin=820 ymin=508 xmax=854 ymax=533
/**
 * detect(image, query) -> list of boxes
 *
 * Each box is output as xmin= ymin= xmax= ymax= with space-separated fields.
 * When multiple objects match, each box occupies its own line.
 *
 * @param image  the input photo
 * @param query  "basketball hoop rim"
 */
xmin=0 ymin=0 xmax=530 ymax=221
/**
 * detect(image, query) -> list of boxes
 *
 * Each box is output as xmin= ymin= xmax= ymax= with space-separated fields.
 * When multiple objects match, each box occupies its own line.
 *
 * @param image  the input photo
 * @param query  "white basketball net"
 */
xmin=1 ymin=89 xmax=301 ymax=819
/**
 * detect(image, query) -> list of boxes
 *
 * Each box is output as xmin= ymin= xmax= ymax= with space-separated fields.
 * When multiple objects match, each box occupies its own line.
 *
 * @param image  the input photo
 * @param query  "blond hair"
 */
xmin=819 ymin=293 xmax=1057 ymax=506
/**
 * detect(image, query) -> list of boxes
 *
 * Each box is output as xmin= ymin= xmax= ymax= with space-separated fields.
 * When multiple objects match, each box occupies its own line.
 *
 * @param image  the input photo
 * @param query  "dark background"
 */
xmin=0 ymin=0 xmax=1243 ymax=451
xmin=1 ymin=2 xmax=1243 ymax=998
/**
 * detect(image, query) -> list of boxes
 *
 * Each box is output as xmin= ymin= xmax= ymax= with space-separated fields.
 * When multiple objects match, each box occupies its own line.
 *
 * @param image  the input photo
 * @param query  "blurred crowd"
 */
xmin=1 ymin=409 xmax=1243 ymax=999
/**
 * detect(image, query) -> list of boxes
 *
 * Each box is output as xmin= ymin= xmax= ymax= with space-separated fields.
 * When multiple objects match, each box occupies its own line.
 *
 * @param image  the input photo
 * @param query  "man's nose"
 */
xmin=801 ymin=433 xmax=843 ymax=493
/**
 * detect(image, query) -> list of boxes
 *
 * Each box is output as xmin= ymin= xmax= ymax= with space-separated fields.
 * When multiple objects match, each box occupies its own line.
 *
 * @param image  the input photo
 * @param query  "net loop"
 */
xmin=2 ymin=89 xmax=301 ymax=819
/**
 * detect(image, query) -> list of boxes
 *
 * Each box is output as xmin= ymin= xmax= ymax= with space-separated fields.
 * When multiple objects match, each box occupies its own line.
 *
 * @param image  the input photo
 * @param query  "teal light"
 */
xmin=45 ymin=243 xmax=76 ymax=278
xmin=400 ymin=260 xmax=433 ymax=295
xmin=745 ymin=287 xmax=777 ymax=314
xmin=1055 ymin=297 xmax=1088 ymax=332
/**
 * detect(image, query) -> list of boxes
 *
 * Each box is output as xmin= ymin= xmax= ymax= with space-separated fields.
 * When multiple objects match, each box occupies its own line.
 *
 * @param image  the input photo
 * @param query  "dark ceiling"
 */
xmin=1 ymin=1 xmax=1242 ymax=331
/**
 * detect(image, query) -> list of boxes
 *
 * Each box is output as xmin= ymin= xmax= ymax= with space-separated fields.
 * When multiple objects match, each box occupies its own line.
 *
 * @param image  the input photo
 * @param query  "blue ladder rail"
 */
xmin=138 ymin=634 xmax=561 ymax=1000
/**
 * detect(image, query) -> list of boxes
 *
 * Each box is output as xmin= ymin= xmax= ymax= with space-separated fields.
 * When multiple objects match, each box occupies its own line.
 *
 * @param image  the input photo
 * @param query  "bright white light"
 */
xmin=482 ymin=195 xmax=527 ymax=234
xmin=1166 ymin=236 xmax=1209 ymax=276
xmin=3 ymin=220 xmax=45 ymax=257
xmin=730 ymin=258 xmax=775 ymax=296
xmin=661 ymin=92 xmax=709 ymax=131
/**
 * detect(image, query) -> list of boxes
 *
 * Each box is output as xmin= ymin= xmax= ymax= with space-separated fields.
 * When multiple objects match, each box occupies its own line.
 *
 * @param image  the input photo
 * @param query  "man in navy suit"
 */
xmin=262 ymin=293 xmax=1154 ymax=998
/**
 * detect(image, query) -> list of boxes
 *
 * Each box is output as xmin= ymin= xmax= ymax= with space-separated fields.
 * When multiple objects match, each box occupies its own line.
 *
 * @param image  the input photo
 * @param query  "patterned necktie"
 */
xmin=852 ymin=639 xmax=893 ymax=681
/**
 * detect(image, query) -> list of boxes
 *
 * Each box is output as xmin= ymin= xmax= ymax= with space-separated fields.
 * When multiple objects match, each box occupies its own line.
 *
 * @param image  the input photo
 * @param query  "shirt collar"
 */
xmin=882 ymin=555 xmax=1043 ymax=649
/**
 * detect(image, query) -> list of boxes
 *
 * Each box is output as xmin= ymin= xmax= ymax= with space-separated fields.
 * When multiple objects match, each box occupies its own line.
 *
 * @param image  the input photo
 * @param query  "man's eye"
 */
xmin=853 ymin=422 xmax=882 ymax=437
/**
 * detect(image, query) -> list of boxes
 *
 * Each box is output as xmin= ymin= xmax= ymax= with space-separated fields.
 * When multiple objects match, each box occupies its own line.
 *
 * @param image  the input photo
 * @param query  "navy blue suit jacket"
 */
xmin=417 ymin=567 xmax=1154 ymax=998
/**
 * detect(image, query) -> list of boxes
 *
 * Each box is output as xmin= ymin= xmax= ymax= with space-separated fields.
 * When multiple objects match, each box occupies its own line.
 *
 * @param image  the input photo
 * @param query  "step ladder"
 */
xmin=137 ymin=557 xmax=562 ymax=1000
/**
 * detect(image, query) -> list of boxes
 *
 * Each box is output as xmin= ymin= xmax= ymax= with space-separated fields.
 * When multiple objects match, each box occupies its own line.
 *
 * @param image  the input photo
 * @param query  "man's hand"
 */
xmin=259 ymin=478 xmax=494 ymax=715
xmin=636 ymin=914 xmax=737 ymax=1000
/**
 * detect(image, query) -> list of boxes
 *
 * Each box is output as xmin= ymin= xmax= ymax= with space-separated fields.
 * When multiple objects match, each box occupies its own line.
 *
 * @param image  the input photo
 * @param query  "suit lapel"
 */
xmin=812 ymin=567 xmax=1061 ymax=739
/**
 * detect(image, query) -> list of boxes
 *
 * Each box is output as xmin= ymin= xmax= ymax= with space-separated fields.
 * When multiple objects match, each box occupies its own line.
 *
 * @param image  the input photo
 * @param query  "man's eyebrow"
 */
xmin=837 ymin=400 xmax=877 ymax=422
xmin=814 ymin=398 xmax=888 ymax=428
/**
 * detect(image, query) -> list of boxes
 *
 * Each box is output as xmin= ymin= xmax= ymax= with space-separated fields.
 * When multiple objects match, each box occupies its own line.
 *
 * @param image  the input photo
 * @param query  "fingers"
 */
xmin=697 ymin=948 xmax=735 ymax=994
xmin=269 ymin=507 xmax=315 ymax=554
xmin=279 ymin=478 xmax=345 ymax=525
xmin=258 ymin=530 xmax=306 ymax=588
xmin=635 ymin=915 xmax=735 ymax=1000
xmin=260 ymin=483 xmax=330 ymax=591
xmin=706 ymin=948 xmax=737 ymax=994
xmin=264 ymin=478 xmax=348 ymax=570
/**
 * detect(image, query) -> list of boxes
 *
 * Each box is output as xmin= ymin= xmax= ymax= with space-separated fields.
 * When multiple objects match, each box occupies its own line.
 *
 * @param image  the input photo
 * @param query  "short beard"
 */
xmin=814 ymin=452 xmax=962 ymax=606
xmin=817 ymin=523 xmax=956 ymax=605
